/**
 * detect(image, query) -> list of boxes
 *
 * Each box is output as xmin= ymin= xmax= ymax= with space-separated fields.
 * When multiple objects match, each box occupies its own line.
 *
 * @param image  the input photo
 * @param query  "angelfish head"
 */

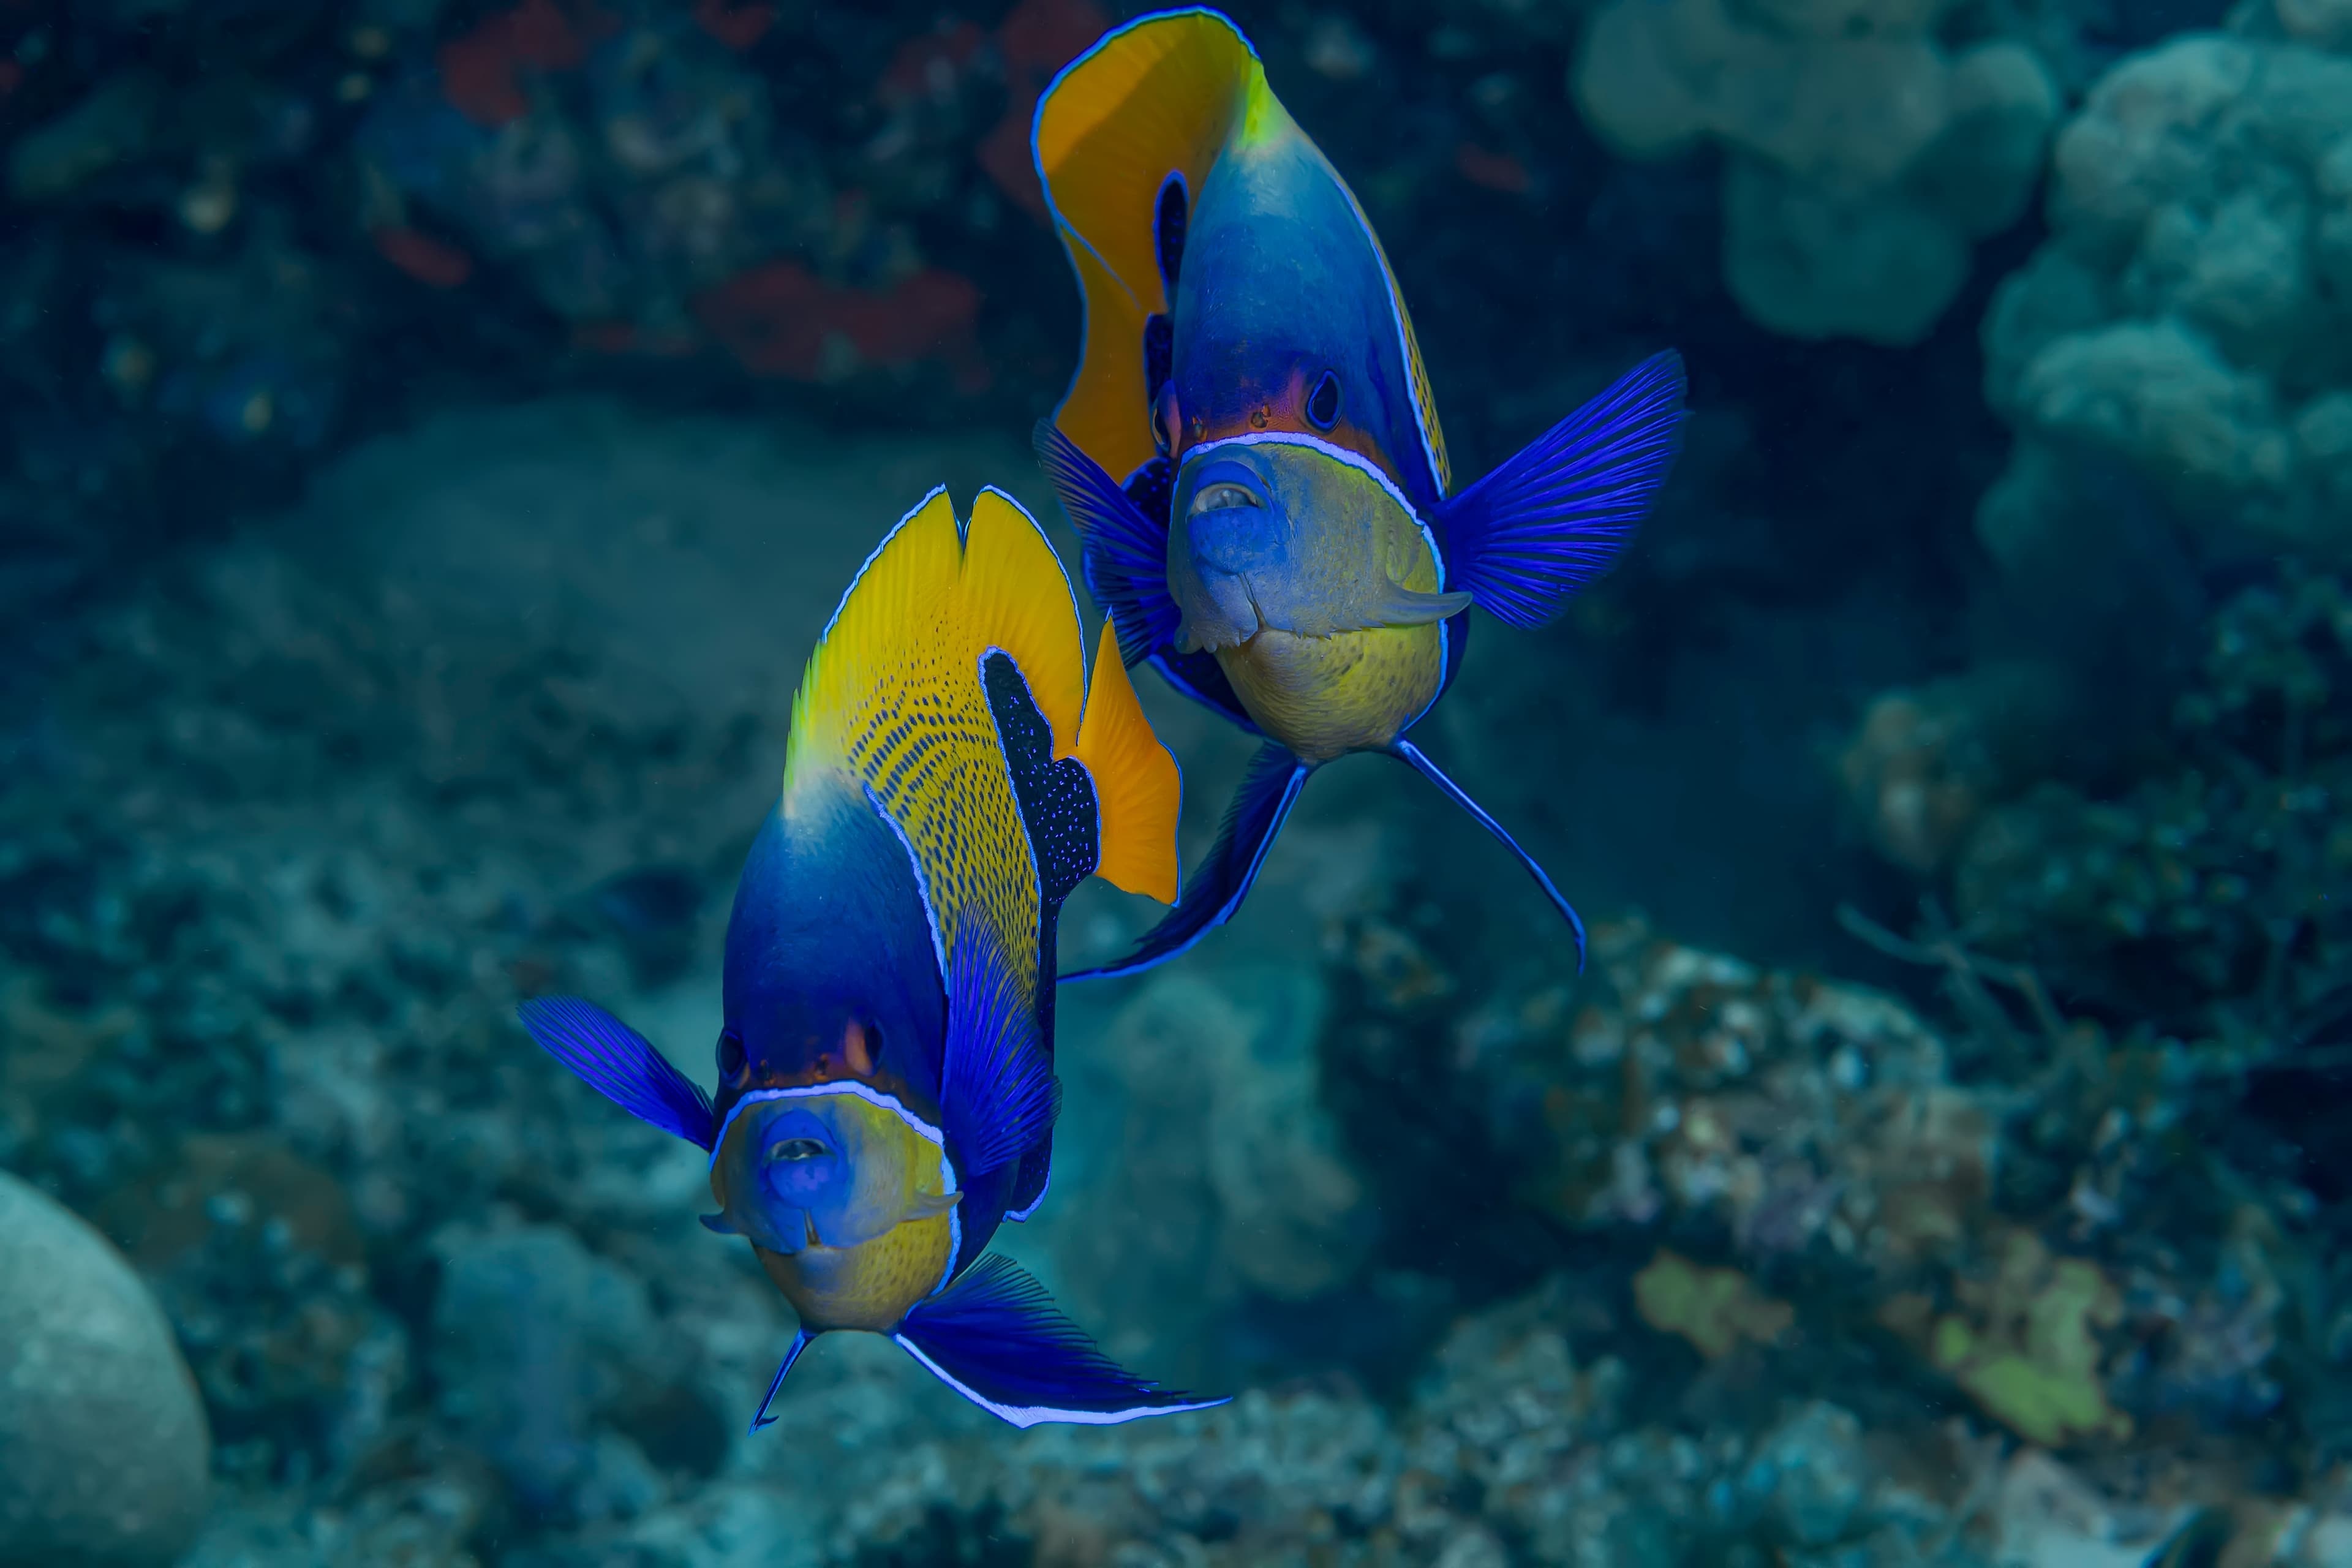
xmin=706 ymin=1088 xmax=957 ymax=1256
xmin=1169 ymin=436 xmax=1429 ymax=650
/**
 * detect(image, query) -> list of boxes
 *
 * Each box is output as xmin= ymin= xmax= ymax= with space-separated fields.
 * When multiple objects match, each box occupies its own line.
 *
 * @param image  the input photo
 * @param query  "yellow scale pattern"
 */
xmin=779 ymin=488 xmax=1179 ymax=1006
xmin=783 ymin=489 xmax=1088 ymax=1005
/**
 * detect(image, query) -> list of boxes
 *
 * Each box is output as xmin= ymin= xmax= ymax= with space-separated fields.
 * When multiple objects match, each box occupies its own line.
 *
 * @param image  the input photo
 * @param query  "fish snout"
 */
xmin=1172 ymin=456 xmax=1286 ymax=649
xmin=1178 ymin=459 xmax=1277 ymax=575
xmin=759 ymin=1109 xmax=843 ymax=1204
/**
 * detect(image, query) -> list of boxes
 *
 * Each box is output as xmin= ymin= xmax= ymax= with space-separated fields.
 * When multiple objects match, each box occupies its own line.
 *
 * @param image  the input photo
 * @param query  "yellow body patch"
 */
xmin=757 ymin=1215 xmax=957 ymax=1334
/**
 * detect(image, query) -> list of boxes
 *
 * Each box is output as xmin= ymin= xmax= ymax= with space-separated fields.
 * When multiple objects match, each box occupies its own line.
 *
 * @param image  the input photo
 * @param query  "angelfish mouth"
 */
xmin=1188 ymin=481 xmax=1262 ymax=516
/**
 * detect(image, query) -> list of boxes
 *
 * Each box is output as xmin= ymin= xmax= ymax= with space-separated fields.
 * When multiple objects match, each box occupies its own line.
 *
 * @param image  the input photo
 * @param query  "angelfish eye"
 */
xmin=1189 ymin=482 xmax=1261 ymax=516
xmin=716 ymin=1029 xmax=745 ymax=1079
xmin=1305 ymin=370 xmax=1341 ymax=431
xmin=769 ymin=1138 xmax=829 ymax=1163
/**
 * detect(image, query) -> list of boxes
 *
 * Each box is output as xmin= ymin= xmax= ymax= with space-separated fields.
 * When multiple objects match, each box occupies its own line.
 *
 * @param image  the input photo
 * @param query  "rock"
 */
xmin=0 ymin=1170 xmax=211 ymax=1568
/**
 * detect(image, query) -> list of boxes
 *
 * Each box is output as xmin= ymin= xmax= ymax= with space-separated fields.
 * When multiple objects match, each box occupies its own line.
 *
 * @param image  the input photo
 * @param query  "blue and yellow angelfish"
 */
xmin=1029 ymin=7 xmax=1686 ymax=978
xmin=517 ymin=488 xmax=1224 ymax=1430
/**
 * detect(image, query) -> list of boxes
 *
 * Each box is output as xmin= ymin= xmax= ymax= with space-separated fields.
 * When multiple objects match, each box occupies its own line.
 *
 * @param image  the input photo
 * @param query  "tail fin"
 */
xmin=1435 ymin=351 xmax=1686 ymax=628
xmin=517 ymin=998 xmax=714 ymax=1149
xmin=1034 ymin=9 xmax=1264 ymax=485
xmin=895 ymin=1255 xmax=1226 ymax=1428
xmin=1067 ymin=741 xmax=1309 ymax=982
xmin=1076 ymin=618 xmax=1182 ymax=905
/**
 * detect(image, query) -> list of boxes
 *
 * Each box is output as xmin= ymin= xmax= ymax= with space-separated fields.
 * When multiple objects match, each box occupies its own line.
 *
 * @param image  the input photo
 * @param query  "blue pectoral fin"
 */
xmin=1436 ymin=350 xmax=1686 ymax=629
xmin=1390 ymin=739 xmax=1588 ymax=973
xmin=516 ymin=997 xmax=715 ymax=1150
xmin=1033 ymin=420 xmax=1181 ymax=666
xmin=938 ymin=913 xmax=1061 ymax=1180
xmin=747 ymin=1327 xmax=815 ymax=1434
xmin=894 ymin=1256 xmax=1226 ymax=1428
xmin=1065 ymin=742 xmax=1310 ymax=982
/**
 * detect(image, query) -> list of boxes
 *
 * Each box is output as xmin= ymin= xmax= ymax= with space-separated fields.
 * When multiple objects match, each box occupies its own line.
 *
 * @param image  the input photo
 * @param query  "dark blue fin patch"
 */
xmin=516 ymin=997 xmax=714 ymax=1150
xmin=747 ymin=1327 xmax=815 ymax=1434
xmin=1389 ymin=738 xmax=1588 ymax=973
xmin=981 ymin=649 xmax=1100 ymax=915
xmin=1066 ymin=741 xmax=1310 ymax=982
xmin=981 ymin=646 xmax=1103 ymax=1216
xmin=1144 ymin=313 xmax=1174 ymax=411
xmin=1034 ymin=420 xmax=1181 ymax=667
xmin=1436 ymin=350 xmax=1686 ymax=629
xmin=894 ymin=1255 xmax=1226 ymax=1428
xmin=938 ymin=912 xmax=1061 ymax=1181
xmin=1155 ymin=172 xmax=1187 ymax=295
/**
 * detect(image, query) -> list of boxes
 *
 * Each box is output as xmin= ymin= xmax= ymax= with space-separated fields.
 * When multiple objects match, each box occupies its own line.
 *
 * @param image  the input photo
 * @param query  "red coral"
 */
xmin=437 ymin=0 xmax=608 ymax=128
xmin=692 ymin=0 xmax=774 ymax=52
xmin=995 ymin=0 xmax=1107 ymax=77
xmin=1455 ymin=142 xmax=1532 ymax=195
xmin=371 ymin=225 xmax=475 ymax=288
xmin=692 ymin=260 xmax=986 ymax=390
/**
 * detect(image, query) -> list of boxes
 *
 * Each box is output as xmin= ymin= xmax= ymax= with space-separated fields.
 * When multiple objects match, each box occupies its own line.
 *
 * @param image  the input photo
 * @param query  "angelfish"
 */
xmin=519 ymin=488 xmax=1224 ymax=1430
xmin=1028 ymin=7 xmax=1686 ymax=978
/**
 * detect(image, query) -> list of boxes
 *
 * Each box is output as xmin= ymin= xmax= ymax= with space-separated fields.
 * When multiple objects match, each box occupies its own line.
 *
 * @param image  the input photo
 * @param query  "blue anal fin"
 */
xmin=1065 ymin=741 xmax=1310 ymax=982
xmin=747 ymin=1327 xmax=815 ymax=1434
xmin=894 ymin=1256 xmax=1226 ymax=1428
xmin=1390 ymin=738 xmax=1588 ymax=973
xmin=1033 ymin=420 xmax=1181 ymax=666
xmin=1435 ymin=350 xmax=1686 ymax=629
xmin=516 ymin=997 xmax=714 ymax=1150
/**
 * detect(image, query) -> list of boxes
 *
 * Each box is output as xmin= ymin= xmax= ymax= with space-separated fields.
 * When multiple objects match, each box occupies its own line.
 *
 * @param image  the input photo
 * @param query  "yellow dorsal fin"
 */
xmin=1075 ymin=617 xmax=1180 ymax=905
xmin=785 ymin=488 xmax=1087 ymax=993
xmin=1035 ymin=9 xmax=1264 ymax=484
xmin=782 ymin=488 xmax=1181 ymax=995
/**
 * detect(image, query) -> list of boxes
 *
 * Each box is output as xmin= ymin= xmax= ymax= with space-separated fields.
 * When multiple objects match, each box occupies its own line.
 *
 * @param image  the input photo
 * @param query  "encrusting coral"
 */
xmin=1978 ymin=0 xmax=2352 ymax=568
xmin=1572 ymin=0 xmax=2060 ymax=344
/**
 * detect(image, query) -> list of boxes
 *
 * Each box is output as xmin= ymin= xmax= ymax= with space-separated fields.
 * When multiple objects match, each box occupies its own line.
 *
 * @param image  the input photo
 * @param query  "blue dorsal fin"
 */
xmin=1389 ymin=738 xmax=1587 ymax=973
xmin=894 ymin=1255 xmax=1226 ymax=1428
xmin=1033 ymin=420 xmax=1181 ymax=667
xmin=1435 ymin=352 xmax=1686 ymax=628
xmin=517 ymin=997 xmax=714 ymax=1149
xmin=1066 ymin=741 xmax=1310 ymax=982
xmin=939 ymin=913 xmax=1060 ymax=1179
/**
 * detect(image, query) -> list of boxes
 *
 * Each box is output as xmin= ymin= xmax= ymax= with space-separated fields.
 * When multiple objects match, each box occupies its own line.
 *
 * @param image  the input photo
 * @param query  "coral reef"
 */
xmin=1572 ymin=0 xmax=2060 ymax=344
xmin=1978 ymin=0 xmax=2352 ymax=567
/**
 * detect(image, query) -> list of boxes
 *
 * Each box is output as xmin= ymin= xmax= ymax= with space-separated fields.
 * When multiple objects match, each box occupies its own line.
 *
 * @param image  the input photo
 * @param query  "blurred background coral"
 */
xmin=1 ymin=0 xmax=2349 ymax=1564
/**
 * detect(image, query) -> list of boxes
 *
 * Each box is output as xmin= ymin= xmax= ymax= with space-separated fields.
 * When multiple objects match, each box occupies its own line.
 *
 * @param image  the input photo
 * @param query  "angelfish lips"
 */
xmin=760 ymin=1114 xmax=842 ymax=1205
xmin=1175 ymin=459 xmax=1278 ymax=648
xmin=710 ymin=1101 xmax=842 ymax=1253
